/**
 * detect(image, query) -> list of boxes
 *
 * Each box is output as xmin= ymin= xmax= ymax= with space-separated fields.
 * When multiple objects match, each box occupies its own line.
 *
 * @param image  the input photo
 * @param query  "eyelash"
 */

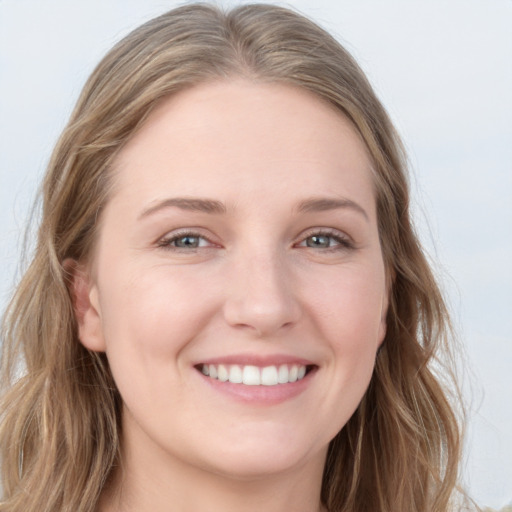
xmin=156 ymin=228 xmax=355 ymax=252
xmin=295 ymin=229 xmax=355 ymax=252
xmin=157 ymin=230 xmax=215 ymax=251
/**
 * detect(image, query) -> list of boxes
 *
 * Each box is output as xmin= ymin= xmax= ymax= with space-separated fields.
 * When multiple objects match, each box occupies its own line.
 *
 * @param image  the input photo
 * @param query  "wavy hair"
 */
xmin=1 ymin=3 xmax=466 ymax=511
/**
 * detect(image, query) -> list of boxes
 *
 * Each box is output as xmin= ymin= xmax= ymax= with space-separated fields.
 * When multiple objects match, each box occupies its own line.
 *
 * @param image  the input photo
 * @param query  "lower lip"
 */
xmin=196 ymin=368 xmax=316 ymax=405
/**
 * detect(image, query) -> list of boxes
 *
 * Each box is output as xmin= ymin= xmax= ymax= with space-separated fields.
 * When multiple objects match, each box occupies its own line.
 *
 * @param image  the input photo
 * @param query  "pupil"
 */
xmin=176 ymin=236 xmax=199 ymax=248
xmin=307 ymin=235 xmax=329 ymax=248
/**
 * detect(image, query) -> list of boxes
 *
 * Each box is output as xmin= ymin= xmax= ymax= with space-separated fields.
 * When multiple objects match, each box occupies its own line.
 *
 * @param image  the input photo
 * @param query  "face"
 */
xmin=75 ymin=80 xmax=388 ymax=481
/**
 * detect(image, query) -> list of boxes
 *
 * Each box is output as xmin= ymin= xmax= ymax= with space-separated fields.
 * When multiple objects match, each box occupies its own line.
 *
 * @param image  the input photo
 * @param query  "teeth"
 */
xmin=261 ymin=366 xmax=278 ymax=386
xmin=200 ymin=363 xmax=308 ymax=386
xmin=242 ymin=365 xmax=260 ymax=385
xmin=218 ymin=364 xmax=229 ymax=382
xmin=229 ymin=365 xmax=243 ymax=384
xmin=277 ymin=364 xmax=289 ymax=384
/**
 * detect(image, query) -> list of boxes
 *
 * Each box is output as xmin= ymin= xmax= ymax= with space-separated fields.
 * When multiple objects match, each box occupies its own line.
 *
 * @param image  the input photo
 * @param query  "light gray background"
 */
xmin=1 ymin=0 xmax=511 ymax=508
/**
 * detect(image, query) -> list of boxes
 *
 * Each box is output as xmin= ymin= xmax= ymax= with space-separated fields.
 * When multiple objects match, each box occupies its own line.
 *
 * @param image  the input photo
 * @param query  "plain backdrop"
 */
xmin=1 ymin=0 xmax=511 ymax=508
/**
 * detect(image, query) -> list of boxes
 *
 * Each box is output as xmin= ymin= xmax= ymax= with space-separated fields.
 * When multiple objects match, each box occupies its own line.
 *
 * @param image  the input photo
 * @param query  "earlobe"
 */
xmin=64 ymin=259 xmax=106 ymax=352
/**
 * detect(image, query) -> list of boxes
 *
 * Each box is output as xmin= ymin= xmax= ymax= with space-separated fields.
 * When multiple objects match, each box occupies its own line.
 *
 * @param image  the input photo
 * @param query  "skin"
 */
xmin=72 ymin=80 xmax=388 ymax=512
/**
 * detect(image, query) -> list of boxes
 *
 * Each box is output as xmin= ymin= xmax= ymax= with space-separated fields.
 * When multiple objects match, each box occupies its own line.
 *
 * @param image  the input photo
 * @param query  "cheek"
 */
xmin=96 ymin=264 xmax=218 ymax=376
xmin=305 ymin=263 xmax=386 ymax=396
xmin=94 ymin=266 xmax=216 ymax=418
xmin=309 ymin=264 xmax=386 ymax=344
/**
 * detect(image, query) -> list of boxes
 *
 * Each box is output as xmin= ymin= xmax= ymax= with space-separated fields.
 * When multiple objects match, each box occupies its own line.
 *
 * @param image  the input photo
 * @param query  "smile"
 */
xmin=198 ymin=363 xmax=309 ymax=386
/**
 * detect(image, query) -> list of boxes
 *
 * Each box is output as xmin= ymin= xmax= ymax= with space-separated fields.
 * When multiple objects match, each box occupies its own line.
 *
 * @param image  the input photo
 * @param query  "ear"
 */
xmin=64 ymin=259 xmax=107 ymax=352
xmin=377 ymin=265 xmax=395 ymax=348
xmin=378 ymin=306 xmax=387 ymax=347
xmin=377 ymin=285 xmax=390 ymax=348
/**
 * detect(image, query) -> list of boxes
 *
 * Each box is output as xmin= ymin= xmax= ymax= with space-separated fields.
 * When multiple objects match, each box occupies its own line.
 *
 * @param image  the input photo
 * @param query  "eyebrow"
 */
xmin=139 ymin=197 xmax=227 ymax=219
xmin=296 ymin=197 xmax=369 ymax=221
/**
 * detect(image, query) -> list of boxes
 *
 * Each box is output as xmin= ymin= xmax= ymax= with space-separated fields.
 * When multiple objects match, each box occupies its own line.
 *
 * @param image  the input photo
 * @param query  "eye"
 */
xmin=157 ymin=231 xmax=215 ymax=250
xmin=296 ymin=230 xmax=354 ymax=251
xmin=172 ymin=235 xmax=204 ymax=248
xmin=305 ymin=234 xmax=336 ymax=248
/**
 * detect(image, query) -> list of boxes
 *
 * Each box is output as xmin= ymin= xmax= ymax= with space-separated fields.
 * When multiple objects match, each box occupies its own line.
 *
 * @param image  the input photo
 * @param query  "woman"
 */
xmin=0 ymin=3 xmax=469 ymax=511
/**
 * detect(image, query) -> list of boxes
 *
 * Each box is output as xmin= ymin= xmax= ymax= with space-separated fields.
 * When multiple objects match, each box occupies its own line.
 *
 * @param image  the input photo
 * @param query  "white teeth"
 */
xmin=277 ymin=364 xmax=289 ymax=384
xmin=242 ymin=365 xmax=260 ymax=385
xmin=229 ymin=365 xmax=243 ymax=384
xmin=218 ymin=364 xmax=229 ymax=382
xmin=200 ymin=363 xmax=308 ymax=386
xmin=261 ymin=366 xmax=278 ymax=386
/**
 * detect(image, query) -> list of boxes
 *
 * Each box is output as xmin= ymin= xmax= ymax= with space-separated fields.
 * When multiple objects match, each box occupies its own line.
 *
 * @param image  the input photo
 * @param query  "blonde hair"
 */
xmin=1 ymin=3 xmax=466 ymax=511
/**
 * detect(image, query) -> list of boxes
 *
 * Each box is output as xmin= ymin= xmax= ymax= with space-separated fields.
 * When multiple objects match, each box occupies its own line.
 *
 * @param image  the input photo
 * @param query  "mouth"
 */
xmin=194 ymin=363 xmax=316 ymax=386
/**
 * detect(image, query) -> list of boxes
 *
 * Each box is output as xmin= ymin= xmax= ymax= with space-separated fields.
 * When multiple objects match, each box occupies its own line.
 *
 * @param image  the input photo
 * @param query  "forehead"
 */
xmin=111 ymin=80 xmax=375 ymax=215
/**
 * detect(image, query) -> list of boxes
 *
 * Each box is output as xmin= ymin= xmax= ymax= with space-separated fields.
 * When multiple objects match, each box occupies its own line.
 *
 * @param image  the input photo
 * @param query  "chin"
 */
xmin=196 ymin=434 xmax=327 ymax=481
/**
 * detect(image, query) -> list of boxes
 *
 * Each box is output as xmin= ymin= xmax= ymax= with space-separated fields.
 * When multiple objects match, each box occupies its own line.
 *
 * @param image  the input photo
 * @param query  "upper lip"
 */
xmin=195 ymin=354 xmax=316 ymax=367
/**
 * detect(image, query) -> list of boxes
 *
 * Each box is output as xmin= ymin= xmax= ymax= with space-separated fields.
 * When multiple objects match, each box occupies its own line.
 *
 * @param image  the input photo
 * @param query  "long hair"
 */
xmin=1 ymin=3 xmax=465 ymax=511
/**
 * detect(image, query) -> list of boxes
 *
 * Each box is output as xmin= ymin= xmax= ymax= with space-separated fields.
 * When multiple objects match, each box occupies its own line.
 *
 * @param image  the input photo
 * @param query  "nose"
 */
xmin=223 ymin=250 xmax=301 ymax=337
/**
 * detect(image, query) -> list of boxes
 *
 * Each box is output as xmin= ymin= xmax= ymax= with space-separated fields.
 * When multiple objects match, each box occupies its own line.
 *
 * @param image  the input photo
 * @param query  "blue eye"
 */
xmin=173 ymin=235 xmax=202 ymax=248
xmin=298 ymin=231 xmax=353 ymax=250
xmin=158 ymin=232 xmax=212 ymax=250
xmin=305 ymin=234 xmax=334 ymax=248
